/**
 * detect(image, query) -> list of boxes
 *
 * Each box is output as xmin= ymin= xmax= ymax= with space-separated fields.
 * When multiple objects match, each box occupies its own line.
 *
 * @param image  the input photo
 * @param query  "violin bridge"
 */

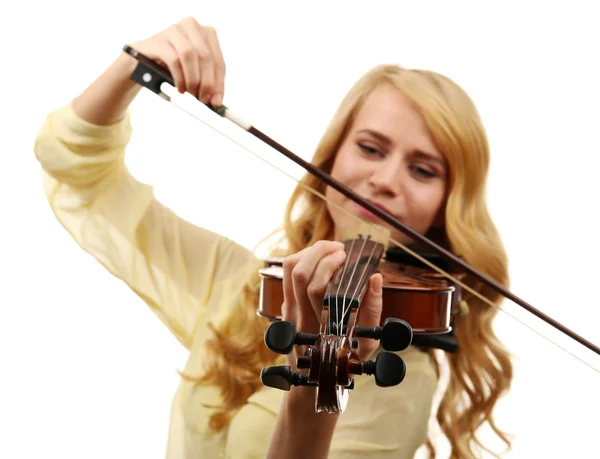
xmin=336 ymin=222 xmax=391 ymax=251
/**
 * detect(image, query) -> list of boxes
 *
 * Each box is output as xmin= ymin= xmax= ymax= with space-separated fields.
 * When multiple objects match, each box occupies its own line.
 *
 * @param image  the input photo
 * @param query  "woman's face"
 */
xmin=325 ymin=83 xmax=448 ymax=245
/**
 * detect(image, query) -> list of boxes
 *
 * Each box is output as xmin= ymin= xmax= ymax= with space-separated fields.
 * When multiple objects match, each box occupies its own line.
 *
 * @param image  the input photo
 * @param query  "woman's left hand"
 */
xmin=280 ymin=240 xmax=384 ymax=367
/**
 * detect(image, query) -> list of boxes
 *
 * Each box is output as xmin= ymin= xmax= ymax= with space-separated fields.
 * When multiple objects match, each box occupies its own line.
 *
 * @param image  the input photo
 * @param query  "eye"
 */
xmin=410 ymin=164 xmax=437 ymax=178
xmin=357 ymin=143 xmax=383 ymax=157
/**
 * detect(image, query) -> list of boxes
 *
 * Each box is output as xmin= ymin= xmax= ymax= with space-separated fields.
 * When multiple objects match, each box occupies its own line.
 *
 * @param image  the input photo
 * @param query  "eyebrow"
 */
xmin=357 ymin=128 xmax=446 ymax=167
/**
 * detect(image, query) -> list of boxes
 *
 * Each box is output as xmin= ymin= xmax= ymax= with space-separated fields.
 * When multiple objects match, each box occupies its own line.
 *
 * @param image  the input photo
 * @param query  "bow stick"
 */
xmin=121 ymin=44 xmax=600 ymax=369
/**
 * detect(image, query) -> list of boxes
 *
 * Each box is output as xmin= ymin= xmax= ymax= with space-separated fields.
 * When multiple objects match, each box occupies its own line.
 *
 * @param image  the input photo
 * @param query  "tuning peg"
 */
xmin=362 ymin=351 xmax=407 ymax=387
xmin=354 ymin=318 xmax=413 ymax=351
xmin=260 ymin=365 xmax=314 ymax=391
xmin=264 ymin=320 xmax=319 ymax=354
xmin=381 ymin=318 xmax=413 ymax=351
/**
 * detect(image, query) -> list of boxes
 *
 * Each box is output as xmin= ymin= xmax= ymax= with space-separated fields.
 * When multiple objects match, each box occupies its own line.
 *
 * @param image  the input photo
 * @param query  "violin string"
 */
xmin=339 ymin=235 xmax=369 ymax=336
xmin=349 ymin=241 xmax=382 ymax=341
xmin=353 ymin=240 xmax=380 ymax=303
xmin=344 ymin=238 xmax=378 ymax=338
xmin=161 ymin=94 xmax=599 ymax=374
xmin=323 ymin=259 xmax=332 ymax=334
xmin=335 ymin=239 xmax=355 ymax=336
xmin=325 ymin=294 xmax=330 ymax=335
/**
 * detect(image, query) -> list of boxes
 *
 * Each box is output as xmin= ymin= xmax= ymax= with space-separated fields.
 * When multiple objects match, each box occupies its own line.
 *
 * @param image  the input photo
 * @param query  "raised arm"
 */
xmin=73 ymin=16 xmax=225 ymax=126
xmin=33 ymin=18 xmax=249 ymax=349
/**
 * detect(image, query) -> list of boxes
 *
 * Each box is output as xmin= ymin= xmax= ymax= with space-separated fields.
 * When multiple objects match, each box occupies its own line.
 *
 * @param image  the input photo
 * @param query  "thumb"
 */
xmin=355 ymin=273 xmax=383 ymax=360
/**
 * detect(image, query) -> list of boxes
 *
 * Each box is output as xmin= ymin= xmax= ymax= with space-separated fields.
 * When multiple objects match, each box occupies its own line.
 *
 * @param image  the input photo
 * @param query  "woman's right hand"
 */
xmin=127 ymin=17 xmax=226 ymax=106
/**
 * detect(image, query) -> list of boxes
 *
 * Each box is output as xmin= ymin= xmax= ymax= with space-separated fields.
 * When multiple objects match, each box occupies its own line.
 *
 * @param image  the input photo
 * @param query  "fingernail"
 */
xmin=334 ymin=249 xmax=346 ymax=258
xmin=211 ymin=93 xmax=222 ymax=106
xmin=372 ymin=275 xmax=382 ymax=294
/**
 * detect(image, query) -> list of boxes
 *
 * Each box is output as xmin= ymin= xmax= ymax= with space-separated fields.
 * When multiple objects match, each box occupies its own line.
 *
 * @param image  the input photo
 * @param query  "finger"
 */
xmin=291 ymin=241 xmax=345 ymax=330
xmin=285 ymin=342 xmax=299 ymax=371
xmin=306 ymin=249 xmax=346 ymax=324
xmin=355 ymin=273 xmax=383 ymax=360
xmin=278 ymin=258 xmax=300 ymax=370
xmin=281 ymin=249 xmax=307 ymax=324
xmin=202 ymin=26 xmax=226 ymax=106
xmin=179 ymin=19 xmax=215 ymax=103
xmin=281 ymin=242 xmax=340 ymax=318
xmin=197 ymin=50 xmax=216 ymax=104
xmin=152 ymin=39 xmax=186 ymax=94
xmin=166 ymin=24 xmax=200 ymax=95
xmin=182 ymin=22 xmax=215 ymax=103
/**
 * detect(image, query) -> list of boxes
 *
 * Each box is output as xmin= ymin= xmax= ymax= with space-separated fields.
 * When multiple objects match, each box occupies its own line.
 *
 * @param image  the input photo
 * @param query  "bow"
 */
xmin=121 ymin=44 xmax=600 ymax=372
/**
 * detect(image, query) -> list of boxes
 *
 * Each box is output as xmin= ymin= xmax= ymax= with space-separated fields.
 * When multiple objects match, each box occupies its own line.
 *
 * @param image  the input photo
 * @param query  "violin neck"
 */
xmin=323 ymin=235 xmax=385 ymax=336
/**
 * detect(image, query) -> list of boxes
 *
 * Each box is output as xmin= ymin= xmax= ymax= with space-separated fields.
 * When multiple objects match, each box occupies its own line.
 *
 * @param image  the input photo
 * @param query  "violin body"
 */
xmin=258 ymin=258 xmax=461 ymax=334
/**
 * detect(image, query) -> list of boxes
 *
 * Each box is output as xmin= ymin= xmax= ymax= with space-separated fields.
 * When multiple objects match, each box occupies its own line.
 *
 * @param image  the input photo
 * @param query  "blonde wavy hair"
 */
xmin=191 ymin=64 xmax=513 ymax=458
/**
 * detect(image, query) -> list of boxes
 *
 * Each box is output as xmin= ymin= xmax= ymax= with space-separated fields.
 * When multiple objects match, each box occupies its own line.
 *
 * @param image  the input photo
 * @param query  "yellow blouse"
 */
xmin=33 ymin=102 xmax=439 ymax=458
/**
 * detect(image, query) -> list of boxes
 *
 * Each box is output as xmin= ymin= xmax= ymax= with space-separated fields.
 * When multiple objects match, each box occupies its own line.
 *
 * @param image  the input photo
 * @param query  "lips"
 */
xmin=366 ymin=200 xmax=394 ymax=217
xmin=355 ymin=199 xmax=397 ymax=221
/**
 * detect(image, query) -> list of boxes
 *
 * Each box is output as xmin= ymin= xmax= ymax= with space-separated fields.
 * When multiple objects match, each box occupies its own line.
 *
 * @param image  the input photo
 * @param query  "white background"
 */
xmin=2 ymin=1 xmax=599 ymax=458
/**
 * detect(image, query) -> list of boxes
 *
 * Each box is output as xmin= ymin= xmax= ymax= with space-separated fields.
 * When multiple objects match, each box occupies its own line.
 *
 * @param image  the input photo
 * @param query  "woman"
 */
xmin=33 ymin=16 xmax=513 ymax=459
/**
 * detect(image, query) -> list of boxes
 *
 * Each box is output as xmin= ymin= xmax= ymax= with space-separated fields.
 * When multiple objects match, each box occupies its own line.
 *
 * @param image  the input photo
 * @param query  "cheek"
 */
xmin=407 ymin=184 xmax=446 ymax=227
xmin=326 ymin=157 xmax=353 ymax=202
xmin=325 ymin=156 xmax=362 ymax=228
xmin=330 ymin=156 xmax=367 ymax=192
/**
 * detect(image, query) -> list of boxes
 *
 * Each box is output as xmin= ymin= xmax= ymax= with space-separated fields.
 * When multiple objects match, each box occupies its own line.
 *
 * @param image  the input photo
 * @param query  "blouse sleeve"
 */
xmin=33 ymin=102 xmax=256 ymax=350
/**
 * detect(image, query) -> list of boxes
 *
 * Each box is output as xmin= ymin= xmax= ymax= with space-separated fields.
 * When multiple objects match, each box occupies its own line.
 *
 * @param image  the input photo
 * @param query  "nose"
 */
xmin=367 ymin=160 xmax=402 ymax=196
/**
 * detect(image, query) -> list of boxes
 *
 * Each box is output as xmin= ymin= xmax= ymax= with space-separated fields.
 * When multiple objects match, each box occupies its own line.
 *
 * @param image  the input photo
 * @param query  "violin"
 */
xmin=257 ymin=234 xmax=465 ymax=412
xmin=121 ymin=44 xmax=600 ymax=413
